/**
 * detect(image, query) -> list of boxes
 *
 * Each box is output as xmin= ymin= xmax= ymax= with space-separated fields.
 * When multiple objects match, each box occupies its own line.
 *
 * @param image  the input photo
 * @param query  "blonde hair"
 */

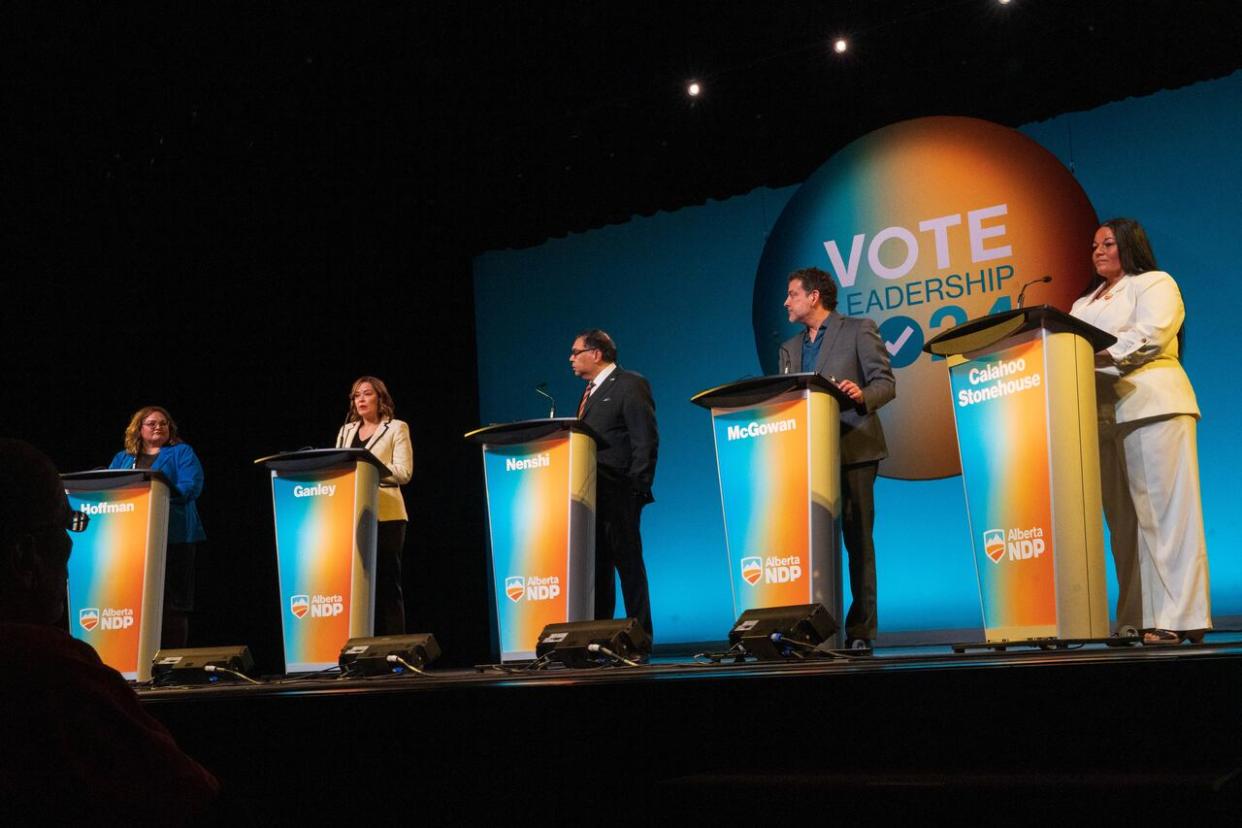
xmin=123 ymin=406 xmax=181 ymax=455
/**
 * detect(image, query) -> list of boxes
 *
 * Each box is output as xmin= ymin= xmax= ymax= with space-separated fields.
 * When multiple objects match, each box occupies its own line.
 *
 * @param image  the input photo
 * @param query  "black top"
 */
xmin=135 ymin=452 xmax=156 ymax=470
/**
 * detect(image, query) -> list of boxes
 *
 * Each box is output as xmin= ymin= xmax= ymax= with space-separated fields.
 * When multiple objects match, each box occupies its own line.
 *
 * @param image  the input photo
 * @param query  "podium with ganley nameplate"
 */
xmin=255 ymin=448 xmax=386 ymax=673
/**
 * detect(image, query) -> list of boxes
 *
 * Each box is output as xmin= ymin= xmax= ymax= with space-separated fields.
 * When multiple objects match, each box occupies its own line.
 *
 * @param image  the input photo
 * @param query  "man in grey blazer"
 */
xmin=779 ymin=267 xmax=896 ymax=650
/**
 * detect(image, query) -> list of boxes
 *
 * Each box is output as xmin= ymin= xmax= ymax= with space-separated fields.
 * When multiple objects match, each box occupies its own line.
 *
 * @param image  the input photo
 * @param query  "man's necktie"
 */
xmin=576 ymin=381 xmax=594 ymax=418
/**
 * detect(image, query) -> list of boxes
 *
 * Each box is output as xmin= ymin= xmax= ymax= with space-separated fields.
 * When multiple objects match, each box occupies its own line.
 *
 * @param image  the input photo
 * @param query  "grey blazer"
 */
xmin=778 ymin=313 xmax=896 ymax=465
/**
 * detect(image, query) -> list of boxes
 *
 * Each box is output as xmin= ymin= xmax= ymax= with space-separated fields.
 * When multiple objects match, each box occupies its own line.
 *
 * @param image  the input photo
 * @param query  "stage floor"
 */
xmin=138 ymin=629 xmax=1242 ymax=699
xmin=140 ymin=631 xmax=1242 ymax=820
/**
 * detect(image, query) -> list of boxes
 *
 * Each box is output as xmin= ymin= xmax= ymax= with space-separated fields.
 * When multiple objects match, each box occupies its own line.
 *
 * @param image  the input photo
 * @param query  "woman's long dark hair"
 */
xmin=1082 ymin=218 xmax=1184 ymax=358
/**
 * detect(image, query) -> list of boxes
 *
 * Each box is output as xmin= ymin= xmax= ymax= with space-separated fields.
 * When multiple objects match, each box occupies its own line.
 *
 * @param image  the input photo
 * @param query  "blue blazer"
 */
xmin=108 ymin=442 xmax=206 ymax=543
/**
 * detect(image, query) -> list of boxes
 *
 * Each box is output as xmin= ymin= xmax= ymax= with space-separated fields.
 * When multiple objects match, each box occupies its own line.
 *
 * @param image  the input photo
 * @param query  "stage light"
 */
xmin=833 ymin=38 xmax=848 ymax=54
xmin=687 ymin=81 xmax=702 ymax=97
xmin=998 ymin=0 xmax=1012 ymax=5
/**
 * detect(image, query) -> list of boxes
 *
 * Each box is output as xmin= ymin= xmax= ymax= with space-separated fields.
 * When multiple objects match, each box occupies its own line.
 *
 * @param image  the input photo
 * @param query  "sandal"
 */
xmin=1142 ymin=629 xmax=1183 ymax=645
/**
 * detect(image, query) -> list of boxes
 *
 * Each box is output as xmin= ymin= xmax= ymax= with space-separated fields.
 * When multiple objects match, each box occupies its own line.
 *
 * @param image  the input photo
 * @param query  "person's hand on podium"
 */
xmin=836 ymin=378 xmax=865 ymax=403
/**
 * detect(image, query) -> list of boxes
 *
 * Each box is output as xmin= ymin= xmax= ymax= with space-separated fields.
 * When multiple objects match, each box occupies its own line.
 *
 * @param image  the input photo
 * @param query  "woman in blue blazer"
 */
xmin=109 ymin=405 xmax=205 ymax=647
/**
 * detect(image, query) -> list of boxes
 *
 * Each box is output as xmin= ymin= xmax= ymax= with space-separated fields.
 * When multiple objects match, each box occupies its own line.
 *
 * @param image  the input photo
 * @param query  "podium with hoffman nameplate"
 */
xmin=62 ymin=469 xmax=171 ymax=682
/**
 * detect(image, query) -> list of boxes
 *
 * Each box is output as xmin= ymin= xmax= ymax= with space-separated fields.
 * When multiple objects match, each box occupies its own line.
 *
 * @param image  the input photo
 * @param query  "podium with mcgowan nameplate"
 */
xmin=925 ymin=305 xmax=1116 ymax=643
xmin=62 ymin=469 xmax=171 ymax=682
xmin=465 ymin=418 xmax=599 ymax=662
xmin=691 ymin=374 xmax=851 ymax=647
xmin=255 ymin=448 xmax=386 ymax=673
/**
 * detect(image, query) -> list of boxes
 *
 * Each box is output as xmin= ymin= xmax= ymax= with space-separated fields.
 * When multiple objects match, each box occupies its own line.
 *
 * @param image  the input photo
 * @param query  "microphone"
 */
xmin=1016 ymin=275 xmax=1052 ymax=309
xmin=534 ymin=382 xmax=556 ymax=418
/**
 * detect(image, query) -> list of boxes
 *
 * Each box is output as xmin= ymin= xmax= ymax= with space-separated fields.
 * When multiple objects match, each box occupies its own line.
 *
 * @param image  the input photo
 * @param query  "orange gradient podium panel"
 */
xmin=927 ymin=306 xmax=1115 ymax=642
xmin=693 ymin=375 xmax=845 ymax=644
xmin=63 ymin=469 xmax=171 ymax=682
xmin=256 ymin=448 xmax=384 ymax=673
xmin=467 ymin=419 xmax=597 ymax=662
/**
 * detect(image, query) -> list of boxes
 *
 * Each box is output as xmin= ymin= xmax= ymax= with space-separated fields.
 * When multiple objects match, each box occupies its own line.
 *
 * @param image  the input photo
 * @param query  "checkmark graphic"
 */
xmin=885 ymin=325 xmax=914 ymax=356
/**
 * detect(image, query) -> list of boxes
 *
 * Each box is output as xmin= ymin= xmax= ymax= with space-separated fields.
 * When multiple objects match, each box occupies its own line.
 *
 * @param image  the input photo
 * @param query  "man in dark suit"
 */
xmin=778 ymin=268 xmax=895 ymax=651
xmin=571 ymin=329 xmax=658 ymax=639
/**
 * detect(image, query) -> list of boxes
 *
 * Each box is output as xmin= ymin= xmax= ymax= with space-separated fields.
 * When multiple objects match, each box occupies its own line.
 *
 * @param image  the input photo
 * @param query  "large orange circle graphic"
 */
xmin=752 ymin=116 xmax=1098 ymax=479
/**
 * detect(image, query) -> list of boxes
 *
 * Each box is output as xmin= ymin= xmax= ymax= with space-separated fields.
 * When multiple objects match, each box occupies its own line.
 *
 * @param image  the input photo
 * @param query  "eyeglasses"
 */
xmin=142 ymin=420 xmax=169 ymax=429
xmin=569 ymin=348 xmax=599 ymax=358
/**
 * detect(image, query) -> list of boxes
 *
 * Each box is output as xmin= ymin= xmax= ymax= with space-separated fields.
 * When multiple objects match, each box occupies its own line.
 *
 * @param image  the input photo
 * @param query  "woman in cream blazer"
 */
xmin=335 ymin=376 xmax=413 ymax=635
xmin=1071 ymin=218 xmax=1210 ymax=645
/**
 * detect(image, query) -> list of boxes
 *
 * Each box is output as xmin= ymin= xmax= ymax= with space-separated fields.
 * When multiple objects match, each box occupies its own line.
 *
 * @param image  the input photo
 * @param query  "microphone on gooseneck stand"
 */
xmin=535 ymin=383 xmax=556 ymax=418
xmin=1016 ymin=275 xmax=1053 ymax=309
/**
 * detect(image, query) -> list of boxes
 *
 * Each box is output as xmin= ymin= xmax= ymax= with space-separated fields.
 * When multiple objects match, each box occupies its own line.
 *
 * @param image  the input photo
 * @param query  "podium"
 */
xmin=691 ymin=374 xmax=849 ymax=644
xmin=925 ymin=305 xmax=1117 ymax=642
xmin=62 ymin=469 xmax=171 ymax=682
xmin=255 ymin=448 xmax=386 ymax=672
xmin=465 ymin=418 xmax=598 ymax=662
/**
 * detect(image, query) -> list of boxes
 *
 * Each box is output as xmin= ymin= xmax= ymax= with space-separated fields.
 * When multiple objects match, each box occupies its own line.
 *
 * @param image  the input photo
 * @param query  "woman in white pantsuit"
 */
xmin=1070 ymin=218 xmax=1211 ymax=645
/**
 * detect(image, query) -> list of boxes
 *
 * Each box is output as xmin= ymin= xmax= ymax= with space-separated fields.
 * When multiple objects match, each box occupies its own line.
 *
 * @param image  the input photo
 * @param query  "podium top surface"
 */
xmin=464 ymin=417 xmax=604 ymax=447
xmin=690 ymin=372 xmax=847 ymax=410
xmin=922 ymin=305 xmax=1117 ymax=357
xmin=61 ymin=468 xmax=171 ymax=490
xmin=253 ymin=447 xmax=389 ymax=473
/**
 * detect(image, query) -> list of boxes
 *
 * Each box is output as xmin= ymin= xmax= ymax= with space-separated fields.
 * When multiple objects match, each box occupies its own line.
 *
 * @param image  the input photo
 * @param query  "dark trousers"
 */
xmin=594 ymin=475 xmax=653 ymax=639
xmin=161 ymin=542 xmax=196 ymax=648
xmin=375 ymin=520 xmax=407 ymax=636
xmin=842 ymin=462 xmax=879 ymax=641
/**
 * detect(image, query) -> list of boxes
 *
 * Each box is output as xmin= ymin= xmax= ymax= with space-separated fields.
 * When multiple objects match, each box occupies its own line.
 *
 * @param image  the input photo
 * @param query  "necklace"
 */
xmin=1094 ymin=278 xmax=1122 ymax=302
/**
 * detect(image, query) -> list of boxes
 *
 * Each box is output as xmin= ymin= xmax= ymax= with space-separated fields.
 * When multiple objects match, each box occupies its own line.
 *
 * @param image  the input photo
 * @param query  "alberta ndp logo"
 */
xmin=79 ymin=608 xmax=100 ymax=631
xmin=983 ymin=529 xmax=1006 ymax=563
xmin=741 ymin=557 xmax=763 ymax=586
xmin=505 ymin=576 xmax=525 ymax=602
xmin=504 ymin=574 xmax=561 ymax=602
xmin=983 ymin=526 xmax=1047 ymax=564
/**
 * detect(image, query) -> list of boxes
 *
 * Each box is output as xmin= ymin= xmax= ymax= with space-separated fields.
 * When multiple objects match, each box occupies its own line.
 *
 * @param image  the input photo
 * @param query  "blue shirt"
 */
xmin=800 ymin=317 xmax=832 ymax=373
xmin=108 ymin=442 xmax=206 ymax=544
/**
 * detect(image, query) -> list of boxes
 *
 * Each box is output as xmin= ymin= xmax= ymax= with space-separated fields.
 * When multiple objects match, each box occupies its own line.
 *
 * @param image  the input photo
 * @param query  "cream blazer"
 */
xmin=1070 ymin=270 xmax=1199 ymax=424
xmin=335 ymin=418 xmax=413 ymax=522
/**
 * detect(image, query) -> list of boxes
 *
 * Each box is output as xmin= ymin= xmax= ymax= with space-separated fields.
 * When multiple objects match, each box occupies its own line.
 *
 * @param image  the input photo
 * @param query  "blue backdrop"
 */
xmin=474 ymin=71 xmax=1242 ymax=644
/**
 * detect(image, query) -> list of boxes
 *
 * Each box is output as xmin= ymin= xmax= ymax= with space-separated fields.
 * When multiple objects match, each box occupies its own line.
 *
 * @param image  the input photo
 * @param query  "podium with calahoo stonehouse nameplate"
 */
xmin=465 ymin=418 xmax=599 ymax=662
xmin=925 ymin=305 xmax=1116 ymax=643
xmin=62 ymin=469 xmax=171 ymax=682
xmin=691 ymin=374 xmax=852 ymax=647
xmin=255 ymin=448 xmax=386 ymax=673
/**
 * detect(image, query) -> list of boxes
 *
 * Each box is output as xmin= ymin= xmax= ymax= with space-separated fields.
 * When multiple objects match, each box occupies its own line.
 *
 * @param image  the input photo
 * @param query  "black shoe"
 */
xmin=846 ymin=638 xmax=873 ymax=654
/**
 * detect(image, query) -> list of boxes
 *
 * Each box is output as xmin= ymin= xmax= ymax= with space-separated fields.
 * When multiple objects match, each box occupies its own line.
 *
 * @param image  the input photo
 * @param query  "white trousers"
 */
xmin=1099 ymin=414 xmax=1212 ymax=632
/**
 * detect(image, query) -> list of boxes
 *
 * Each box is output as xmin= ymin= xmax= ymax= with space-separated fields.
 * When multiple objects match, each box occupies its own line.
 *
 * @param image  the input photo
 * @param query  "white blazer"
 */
xmin=1070 ymin=270 xmax=1199 ymax=424
xmin=335 ymin=418 xmax=413 ymax=522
